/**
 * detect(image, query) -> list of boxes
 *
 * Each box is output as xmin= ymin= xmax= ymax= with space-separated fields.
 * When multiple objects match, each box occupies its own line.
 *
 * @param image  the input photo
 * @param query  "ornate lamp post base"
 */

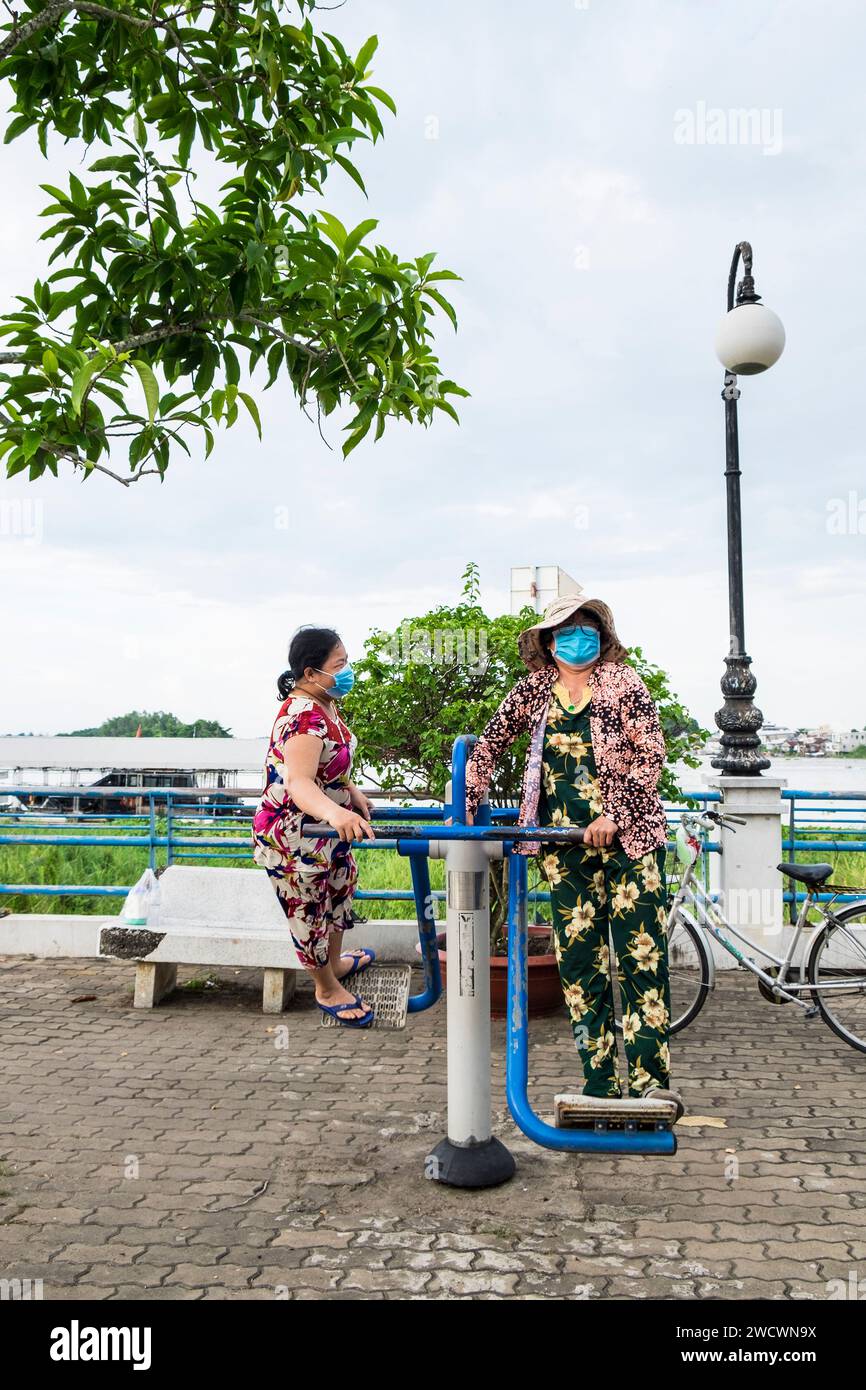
xmin=711 ymin=653 xmax=771 ymax=775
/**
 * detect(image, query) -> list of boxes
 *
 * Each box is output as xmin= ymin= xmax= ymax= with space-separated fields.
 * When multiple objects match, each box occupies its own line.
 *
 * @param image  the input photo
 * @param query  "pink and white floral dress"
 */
xmin=252 ymin=693 xmax=359 ymax=970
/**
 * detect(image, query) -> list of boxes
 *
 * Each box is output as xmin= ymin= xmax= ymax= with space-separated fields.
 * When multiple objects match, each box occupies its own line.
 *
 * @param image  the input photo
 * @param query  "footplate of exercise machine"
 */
xmin=553 ymin=1094 xmax=679 ymax=1133
xmin=319 ymin=964 xmax=412 ymax=1031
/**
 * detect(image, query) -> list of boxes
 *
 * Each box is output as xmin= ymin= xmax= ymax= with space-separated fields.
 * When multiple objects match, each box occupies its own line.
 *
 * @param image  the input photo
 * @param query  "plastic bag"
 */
xmin=121 ymin=867 xmax=161 ymax=930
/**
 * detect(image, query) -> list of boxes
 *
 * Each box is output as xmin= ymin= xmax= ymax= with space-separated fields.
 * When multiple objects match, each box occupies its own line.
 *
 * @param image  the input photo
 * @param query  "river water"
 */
xmin=671 ymin=756 xmax=866 ymax=829
xmin=677 ymin=756 xmax=866 ymax=796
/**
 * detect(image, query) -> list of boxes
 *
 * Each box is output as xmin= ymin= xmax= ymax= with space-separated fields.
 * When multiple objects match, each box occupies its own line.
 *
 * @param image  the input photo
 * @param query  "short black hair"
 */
xmin=277 ymin=626 xmax=342 ymax=699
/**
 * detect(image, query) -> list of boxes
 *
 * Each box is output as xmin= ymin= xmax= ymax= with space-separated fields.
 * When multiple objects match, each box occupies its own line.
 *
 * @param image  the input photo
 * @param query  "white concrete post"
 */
xmin=426 ymin=781 xmax=515 ymax=1187
xmin=706 ymin=775 xmax=787 ymax=956
xmin=443 ymin=834 xmax=492 ymax=1146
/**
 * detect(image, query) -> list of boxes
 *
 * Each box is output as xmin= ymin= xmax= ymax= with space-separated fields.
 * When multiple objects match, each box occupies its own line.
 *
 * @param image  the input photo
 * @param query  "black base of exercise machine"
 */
xmin=426 ymin=1135 xmax=516 ymax=1188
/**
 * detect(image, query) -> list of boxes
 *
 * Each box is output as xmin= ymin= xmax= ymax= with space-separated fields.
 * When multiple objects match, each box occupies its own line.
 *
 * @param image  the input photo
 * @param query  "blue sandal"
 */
xmin=338 ymin=947 xmax=376 ymax=980
xmin=316 ymin=992 xmax=374 ymax=1028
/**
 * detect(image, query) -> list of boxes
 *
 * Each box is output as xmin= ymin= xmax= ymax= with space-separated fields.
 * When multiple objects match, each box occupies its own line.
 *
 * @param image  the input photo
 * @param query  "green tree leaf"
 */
xmin=354 ymin=35 xmax=379 ymax=76
xmin=131 ymin=359 xmax=159 ymax=423
xmin=70 ymin=357 xmax=104 ymax=417
xmin=315 ymin=210 xmax=348 ymax=249
xmin=343 ymin=218 xmax=378 ymax=260
xmin=238 ymin=390 xmax=262 ymax=440
xmin=361 ymin=85 xmax=397 ymax=117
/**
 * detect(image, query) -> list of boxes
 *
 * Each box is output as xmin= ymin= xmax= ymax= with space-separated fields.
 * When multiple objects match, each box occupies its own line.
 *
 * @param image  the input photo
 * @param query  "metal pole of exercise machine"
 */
xmin=425 ymin=735 xmax=516 ymax=1188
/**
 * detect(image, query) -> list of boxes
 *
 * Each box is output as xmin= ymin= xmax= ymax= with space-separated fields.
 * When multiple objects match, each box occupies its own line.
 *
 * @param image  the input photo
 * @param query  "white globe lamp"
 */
xmin=715 ymin=301 xmax=785 ymax=375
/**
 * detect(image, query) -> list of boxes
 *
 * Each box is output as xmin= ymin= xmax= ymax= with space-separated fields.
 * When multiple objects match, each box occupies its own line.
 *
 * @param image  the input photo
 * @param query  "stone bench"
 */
xmin=98 ymin=865 xmax=308 ymax=1013
xmin=0 ymin=866 xmax=428 ymax=1011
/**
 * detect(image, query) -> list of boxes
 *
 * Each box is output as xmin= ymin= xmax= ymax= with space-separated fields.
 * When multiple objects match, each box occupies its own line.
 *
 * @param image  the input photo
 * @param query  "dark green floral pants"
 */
xmin=540 ymin=842 xmax=672 ymax=1098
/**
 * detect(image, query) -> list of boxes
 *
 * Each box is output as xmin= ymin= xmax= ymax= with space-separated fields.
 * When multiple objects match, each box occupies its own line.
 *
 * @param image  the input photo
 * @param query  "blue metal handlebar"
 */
xmin=300 ymin=821 xmax=592 ymax=845
xmin=449 ymin=733 xmax=477 ymax=824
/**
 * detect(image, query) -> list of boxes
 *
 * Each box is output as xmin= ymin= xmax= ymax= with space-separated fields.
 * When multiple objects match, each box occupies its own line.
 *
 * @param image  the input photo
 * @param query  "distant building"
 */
xmin=831 ymin=730 xmax=866 ymax=754
xmin=700 ymin=723 xmax=863 ymax=758
xmin=0 ymin=737 xmax=268 ymax=812
xmin=510 ymin=565 xmax=582 ymax=615
xmin=759 ymin=723 xmax=793 ymax=751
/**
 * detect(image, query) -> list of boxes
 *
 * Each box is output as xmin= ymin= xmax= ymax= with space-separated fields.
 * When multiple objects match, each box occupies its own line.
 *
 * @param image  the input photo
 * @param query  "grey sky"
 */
xmin=1 ymin=0 xmax=864 ymax=738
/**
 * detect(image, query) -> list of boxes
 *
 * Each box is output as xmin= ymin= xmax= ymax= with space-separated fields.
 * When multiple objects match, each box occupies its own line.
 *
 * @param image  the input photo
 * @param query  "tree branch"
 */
xmin=83 ymin=458 xmax=163 ymax=485
xmin=238 ymin=314 xmax=326 ymax=358
xmin=5 ymin=428 xmax=165 ymax=486
xmin=72 ymin=2 xmax=149 ymax=28
xmin=0 ymin=312 xmax=330 ymax=365
xmin=0 ymin=0 xmax=76 ymax=63
xmin=0 ymin=1 xmax=234 ymax=71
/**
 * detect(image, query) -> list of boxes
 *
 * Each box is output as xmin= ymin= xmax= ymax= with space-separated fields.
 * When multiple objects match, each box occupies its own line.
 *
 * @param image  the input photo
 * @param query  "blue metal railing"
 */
xmin=0 ymin=785 xmax=712 ymax=902
xmin=1 ymin=783 xmax=865 ymax=908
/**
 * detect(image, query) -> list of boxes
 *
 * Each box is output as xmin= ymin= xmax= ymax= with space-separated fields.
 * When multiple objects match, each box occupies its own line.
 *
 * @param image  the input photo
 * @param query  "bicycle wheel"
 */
xmin=807 ymin=900 xmax=866 ymax=1053
xmin=613 ymin=909 xmax=711 ymax=1036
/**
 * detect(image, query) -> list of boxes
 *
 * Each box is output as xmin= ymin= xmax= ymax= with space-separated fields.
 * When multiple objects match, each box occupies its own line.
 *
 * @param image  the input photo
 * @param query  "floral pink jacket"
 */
xmin=464 ymin=661 xmax=668 ymax=860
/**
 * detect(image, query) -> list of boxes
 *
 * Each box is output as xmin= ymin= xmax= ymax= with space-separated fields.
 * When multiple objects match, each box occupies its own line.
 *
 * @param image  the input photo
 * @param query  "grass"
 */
xmin=1 ymin=817 xmax=864 ymax=921
xmin=0 ymin=815 xmax=450 ymax=918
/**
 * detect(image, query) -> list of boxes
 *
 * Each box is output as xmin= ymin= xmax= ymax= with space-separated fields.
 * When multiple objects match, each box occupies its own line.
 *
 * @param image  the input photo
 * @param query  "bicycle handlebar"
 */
xmin=684 ymin=809 xmax=747 ymax=832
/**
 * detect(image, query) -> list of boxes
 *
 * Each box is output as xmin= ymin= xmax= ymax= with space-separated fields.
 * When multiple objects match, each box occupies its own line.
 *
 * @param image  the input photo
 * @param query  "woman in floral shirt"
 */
xmin=252 ymin=626 xmax=376 ymax=1026
xmin=464 ymin=594 xmax=682 ymax=1111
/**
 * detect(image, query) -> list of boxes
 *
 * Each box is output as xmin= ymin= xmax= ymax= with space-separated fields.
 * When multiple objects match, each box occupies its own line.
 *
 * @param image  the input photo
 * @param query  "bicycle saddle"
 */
xmin=777 ymin=862 xmax=833 ymax=886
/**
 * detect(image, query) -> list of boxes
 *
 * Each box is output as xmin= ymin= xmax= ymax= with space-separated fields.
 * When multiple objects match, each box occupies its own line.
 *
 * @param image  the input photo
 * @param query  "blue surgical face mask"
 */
xmin=553 ymin=625 xmax=600 ymax=669
xmin=315 ymin=664 xmax=355 ymax=699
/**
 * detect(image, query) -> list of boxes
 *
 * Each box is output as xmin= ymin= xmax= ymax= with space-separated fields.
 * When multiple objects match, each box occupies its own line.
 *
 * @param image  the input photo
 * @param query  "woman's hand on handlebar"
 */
xmin=583 ymin=815 xmax=618 ymax=848
xmin=347 ymin=784 xmax=374 ymax=822
xmin=326 ymin=806 xmax=374 ymax=842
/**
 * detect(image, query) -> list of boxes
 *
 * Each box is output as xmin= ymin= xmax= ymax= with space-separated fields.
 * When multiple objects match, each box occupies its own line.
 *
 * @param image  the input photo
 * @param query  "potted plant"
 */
xmin=427 ymin=855 xmax=564 ymax=1018
xmin=347 ymin=563 xmax=709 ymax=1018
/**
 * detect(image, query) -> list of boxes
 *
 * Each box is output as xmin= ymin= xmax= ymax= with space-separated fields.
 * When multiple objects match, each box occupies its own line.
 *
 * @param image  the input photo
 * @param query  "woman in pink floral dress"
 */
xmin=252 ymin=626 xmax=376 ymax=1025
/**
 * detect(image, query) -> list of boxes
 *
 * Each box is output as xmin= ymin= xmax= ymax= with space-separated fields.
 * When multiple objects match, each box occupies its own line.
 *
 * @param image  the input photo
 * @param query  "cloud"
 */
xmin=1 ymin=0 xmax=864 ymax=736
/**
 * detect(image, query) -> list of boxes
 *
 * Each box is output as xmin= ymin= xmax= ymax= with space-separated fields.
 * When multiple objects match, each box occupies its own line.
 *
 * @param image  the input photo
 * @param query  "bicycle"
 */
xmin=613 ymin=809 xmax=866 ymax=1053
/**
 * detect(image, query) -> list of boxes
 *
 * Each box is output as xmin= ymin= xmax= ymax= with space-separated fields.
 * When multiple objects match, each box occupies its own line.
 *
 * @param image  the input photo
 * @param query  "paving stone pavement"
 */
xmin=0 ymin=953 xmax=863 ymax=1301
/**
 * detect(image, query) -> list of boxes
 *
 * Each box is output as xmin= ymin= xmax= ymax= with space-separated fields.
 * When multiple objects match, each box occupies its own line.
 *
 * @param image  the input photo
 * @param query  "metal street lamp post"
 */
xmin=711 ymin=240 xmax=785 ymax=776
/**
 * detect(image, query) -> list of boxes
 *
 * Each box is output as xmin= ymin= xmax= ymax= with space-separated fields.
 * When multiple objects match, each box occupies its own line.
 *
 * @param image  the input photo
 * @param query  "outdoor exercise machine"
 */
xmin=303 ymin=734 xmax=678 ymax=1188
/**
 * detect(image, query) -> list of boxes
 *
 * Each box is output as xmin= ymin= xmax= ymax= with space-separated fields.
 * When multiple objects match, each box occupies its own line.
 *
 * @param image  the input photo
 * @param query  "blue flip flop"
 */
xmin=316 ymin=992 xmax=374 ymax=1028
xmin=338 ymin=947 xmax=376 ymax=980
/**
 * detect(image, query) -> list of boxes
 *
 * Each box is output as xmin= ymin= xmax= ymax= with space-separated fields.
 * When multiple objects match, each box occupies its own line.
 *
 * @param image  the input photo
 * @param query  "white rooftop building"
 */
xmin=510 ymin=565 xmax=582 ymax=616
xmin=0 ymin=736 xmax=268 ymax=797
xmin=830 ymin=730 xmax=866 ymax=753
